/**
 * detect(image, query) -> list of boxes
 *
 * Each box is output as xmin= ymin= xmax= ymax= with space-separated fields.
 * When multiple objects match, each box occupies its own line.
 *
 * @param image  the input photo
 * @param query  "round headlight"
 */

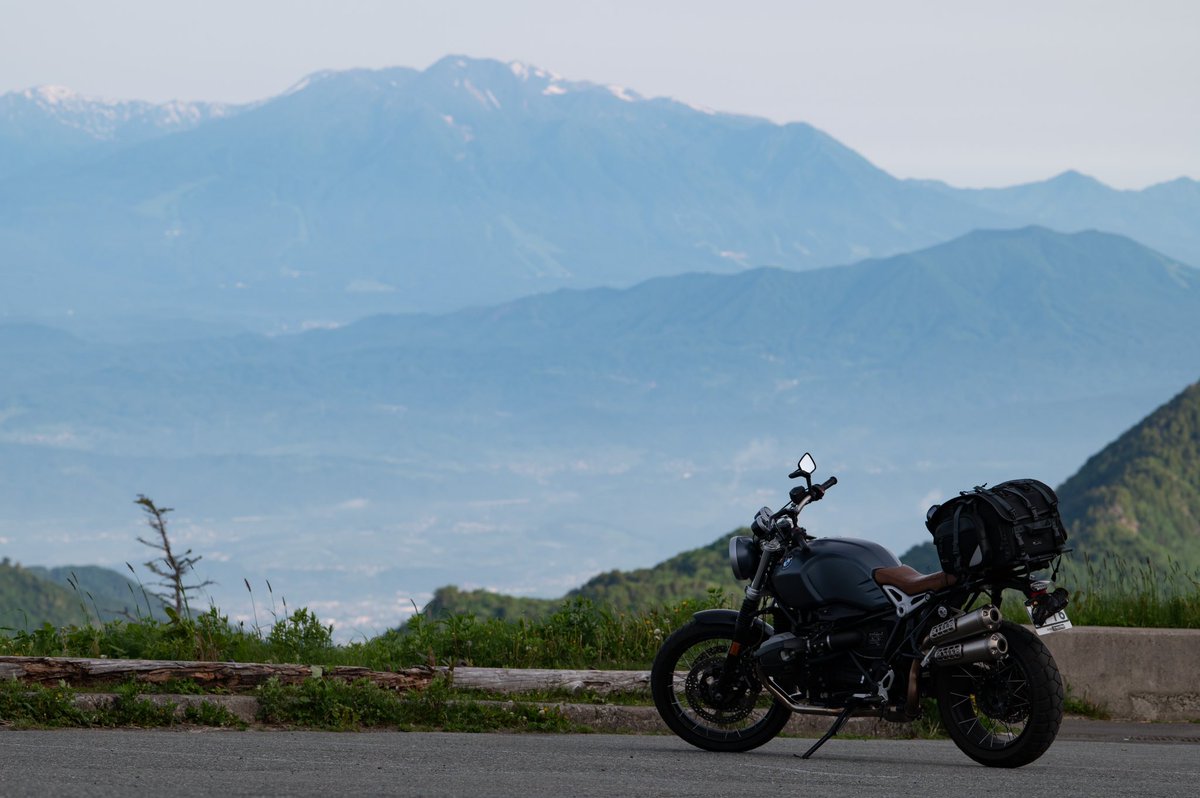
xmin=729 ymin=535 xmax=761 ymax=581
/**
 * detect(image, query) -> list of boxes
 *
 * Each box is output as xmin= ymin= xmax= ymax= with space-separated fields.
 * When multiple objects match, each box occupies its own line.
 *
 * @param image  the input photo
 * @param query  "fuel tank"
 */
xmin=770 ymin=538 xmax=901 ymax=613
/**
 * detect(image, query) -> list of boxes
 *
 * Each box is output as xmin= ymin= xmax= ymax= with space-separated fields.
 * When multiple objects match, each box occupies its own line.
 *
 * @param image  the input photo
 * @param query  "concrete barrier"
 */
xmin=450 ymin=628 xmax=1200 ymax=722
xmin=1039 ymin=626 xmax=1200 ymax=721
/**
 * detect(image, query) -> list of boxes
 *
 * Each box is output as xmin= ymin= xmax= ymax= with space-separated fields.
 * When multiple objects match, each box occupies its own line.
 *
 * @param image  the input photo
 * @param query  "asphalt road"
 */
xmin=1 ymin=730 xmax=1197 ymax=798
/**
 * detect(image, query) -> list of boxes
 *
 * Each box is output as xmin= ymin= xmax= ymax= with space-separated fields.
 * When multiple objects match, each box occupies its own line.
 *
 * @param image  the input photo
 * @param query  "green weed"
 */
xmin=255 ymin=675 xmax=584 ymax=733
xmin=1063 ymin=687 xmax=1112 ymax=720
xmin=0 ymin=679 xmax=243 ymax=729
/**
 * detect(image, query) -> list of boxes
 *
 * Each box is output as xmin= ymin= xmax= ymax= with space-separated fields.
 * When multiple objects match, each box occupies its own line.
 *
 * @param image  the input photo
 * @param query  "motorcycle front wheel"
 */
xmin=934 ymin=620 xmax=1064 ymax=767
xmin=650 ymin=620 xmax=791 ymax=752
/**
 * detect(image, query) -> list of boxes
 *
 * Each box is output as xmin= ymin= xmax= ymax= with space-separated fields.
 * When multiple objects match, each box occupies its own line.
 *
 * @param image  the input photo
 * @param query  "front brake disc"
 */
xmin=683 ymin=645 xmax=759 ymax=724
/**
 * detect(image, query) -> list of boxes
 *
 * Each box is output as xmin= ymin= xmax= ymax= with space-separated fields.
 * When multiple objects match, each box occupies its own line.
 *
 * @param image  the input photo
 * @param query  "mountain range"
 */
xmin=2 ymin=225 xmax=1198 ymax=633
xmin=1 ymin=56 xmax=1198 ymax=335
xmin=2 ymin=55 xmax=1198 ymax=635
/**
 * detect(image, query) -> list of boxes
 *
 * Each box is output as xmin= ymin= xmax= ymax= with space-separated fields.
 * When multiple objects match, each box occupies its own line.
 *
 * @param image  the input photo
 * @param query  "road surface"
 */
xmin=1 ymin=729 xmax=1197 ymax=797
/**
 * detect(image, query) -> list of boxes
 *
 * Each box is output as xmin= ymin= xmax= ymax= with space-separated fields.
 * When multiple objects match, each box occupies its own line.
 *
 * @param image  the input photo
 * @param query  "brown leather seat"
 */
xmin=873 ymin=565 xmax=957 ymax=595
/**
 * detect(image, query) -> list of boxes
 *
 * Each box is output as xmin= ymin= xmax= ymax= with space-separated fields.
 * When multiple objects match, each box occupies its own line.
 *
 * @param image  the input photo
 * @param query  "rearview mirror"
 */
xmin=797 ymin=453 xmax=816 ymax=476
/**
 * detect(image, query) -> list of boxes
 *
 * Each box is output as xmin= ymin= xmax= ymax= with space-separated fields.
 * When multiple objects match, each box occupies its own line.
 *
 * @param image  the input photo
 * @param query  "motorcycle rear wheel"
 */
xmin=650 ymin=620 xmax=791 ymax=752
xmin=934 ymin=620 xmax=1064 ymax=767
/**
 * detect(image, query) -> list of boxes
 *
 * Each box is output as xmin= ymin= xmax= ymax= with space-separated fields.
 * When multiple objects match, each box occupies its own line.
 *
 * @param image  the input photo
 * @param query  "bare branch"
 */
xmin=134 ymin=494 xmax=213 ymax=615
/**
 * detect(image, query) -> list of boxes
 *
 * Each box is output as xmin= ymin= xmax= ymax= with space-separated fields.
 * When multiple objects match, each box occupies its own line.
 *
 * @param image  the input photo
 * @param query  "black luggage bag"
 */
xmin=925 ymin=479 xmax=1068 ymax=576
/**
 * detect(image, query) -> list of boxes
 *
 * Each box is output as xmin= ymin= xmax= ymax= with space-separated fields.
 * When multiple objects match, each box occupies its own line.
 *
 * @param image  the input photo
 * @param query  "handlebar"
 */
xmin=752 ymin=466 xmax=838 ymax=543
xmin=811 ymin=472 xmax=840 ymax=499
xmin=789 ymin=475 xmax=838 ymax=504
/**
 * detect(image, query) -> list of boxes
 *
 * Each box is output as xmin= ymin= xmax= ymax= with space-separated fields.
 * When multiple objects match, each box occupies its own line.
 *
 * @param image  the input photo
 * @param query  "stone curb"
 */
xmin=59 ymin=694 xmax=1200 ymax=743
xmin=70 ymin=693 xmax=260 ymax=724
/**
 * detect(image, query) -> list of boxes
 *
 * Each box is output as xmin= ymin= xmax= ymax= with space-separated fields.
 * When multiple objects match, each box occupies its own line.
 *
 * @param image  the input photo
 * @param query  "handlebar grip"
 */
xmin=804 ymin=476 xmax=838 ymax=502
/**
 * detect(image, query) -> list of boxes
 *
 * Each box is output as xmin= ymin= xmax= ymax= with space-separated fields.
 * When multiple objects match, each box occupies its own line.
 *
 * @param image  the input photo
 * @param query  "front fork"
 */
xmin=720 ymin=540 xmax=781 ymax=680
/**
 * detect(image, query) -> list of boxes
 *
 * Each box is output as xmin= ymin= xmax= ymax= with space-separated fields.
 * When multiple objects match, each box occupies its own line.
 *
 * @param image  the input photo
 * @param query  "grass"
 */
xmin=0 ymin=675 xmax=583 ymax=733
xmin=453 ymin=687 xmax=653 ymax=706
xmin=1 ymin=555 xmax=1195 ymax=701
xmin=0 ymin=590 xmax=732 ymax=671
xmin=1063 ymin=687 xmax=1112 ymax=721
xmin=257 ymin=676 xmax=585 ymax=733
xmin=982 ymin=554 xmax=1200 ymax=630
xmin=1057 ymin=553 xmax=1200 ymax=628
xmin=0 ymin=678 xmax=246 ymax=730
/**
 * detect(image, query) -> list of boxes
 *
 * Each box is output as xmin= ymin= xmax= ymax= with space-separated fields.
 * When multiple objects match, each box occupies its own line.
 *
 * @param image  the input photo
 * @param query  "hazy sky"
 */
xmin=2 ymin=0 xmax=1197 ymax=188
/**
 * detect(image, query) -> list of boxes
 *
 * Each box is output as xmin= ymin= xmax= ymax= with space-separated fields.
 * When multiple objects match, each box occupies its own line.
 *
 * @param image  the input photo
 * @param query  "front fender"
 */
xmin=692 ymin=609 xmax=775 ymax=638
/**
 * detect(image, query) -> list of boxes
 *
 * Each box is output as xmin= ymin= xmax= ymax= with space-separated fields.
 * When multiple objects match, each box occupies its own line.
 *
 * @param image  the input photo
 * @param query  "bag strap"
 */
xmin=1025 ymin=480 xmax=1058 ymax=508
xmin=1001 ymin=485 xmax=1036 ymax=514
xmin=951 ymin=500 xmax=990 ymax=571
xmin=951 ymin=503 xmax=964 ymax=571
xmin=974 ymin=485 xmax=1018 ymax=520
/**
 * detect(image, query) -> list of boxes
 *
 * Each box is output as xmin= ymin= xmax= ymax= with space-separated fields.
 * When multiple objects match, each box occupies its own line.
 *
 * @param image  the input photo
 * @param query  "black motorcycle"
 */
xmin=651 ymin=453 xmax=1072 ymax=767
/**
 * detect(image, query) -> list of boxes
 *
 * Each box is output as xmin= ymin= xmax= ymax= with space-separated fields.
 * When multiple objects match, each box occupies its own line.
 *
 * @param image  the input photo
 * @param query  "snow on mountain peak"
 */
xmin=458 ymin=78 xmax=501 ymax=110
xmin=508 ymin=60 xmax=562 ymax=83
xmin=25 ymin=85 xmax=78 ymax=105
xmin=607 ymin=85 xmax=640 ymax=103
xmin=7 ymin=84 xmax=234 ymax=142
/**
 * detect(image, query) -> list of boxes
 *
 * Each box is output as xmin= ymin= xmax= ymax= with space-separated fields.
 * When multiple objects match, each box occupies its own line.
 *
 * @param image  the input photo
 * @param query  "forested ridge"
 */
xmin=424 ymin=535 xmax=741 ymax=620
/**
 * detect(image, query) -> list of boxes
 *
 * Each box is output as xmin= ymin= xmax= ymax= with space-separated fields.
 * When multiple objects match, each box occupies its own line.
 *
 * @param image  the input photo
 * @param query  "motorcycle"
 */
xmin=651 ymin=453 xmax=1072 ymax=767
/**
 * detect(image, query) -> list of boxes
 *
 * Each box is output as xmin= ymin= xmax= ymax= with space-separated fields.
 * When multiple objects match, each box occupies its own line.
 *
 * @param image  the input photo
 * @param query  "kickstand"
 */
xmin=796 ymin=703 xmax=857 ymax=760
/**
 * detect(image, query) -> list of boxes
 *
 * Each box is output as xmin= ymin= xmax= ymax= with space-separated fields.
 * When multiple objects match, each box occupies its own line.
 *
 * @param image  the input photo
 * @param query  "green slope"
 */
xmin=0 ymin=560 xmax=89 ymax=630
xmin=425 ymin=534 xmax=741 ymax=620
xmin=901 ymin=379 xmax=1200 ymax=574
xmin=27 ymin=565 xmax=167 ymax=622
xmin=1056 ymin=380 xmax=1200 ymax=568
xmin=1 ymin=561 xmax=167 ymax=630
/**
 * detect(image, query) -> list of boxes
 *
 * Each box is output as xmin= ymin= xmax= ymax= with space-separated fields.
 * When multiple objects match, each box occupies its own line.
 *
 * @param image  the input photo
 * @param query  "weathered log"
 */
xmin=0 ymin=656 xmax=431 ymax=692
xmin=443 ymin=667 xmax=652 ymax=695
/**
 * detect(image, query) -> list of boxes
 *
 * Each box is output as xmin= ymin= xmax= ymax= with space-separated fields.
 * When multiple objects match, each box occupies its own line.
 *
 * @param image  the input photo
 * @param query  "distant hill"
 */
xmin=424 ymin=535 xmax=739 ymax=620
xmin=0 ymin=560 xmax=88 ymax=630
xmin=900 ymin=380 xmax=1200 ymax=574
xmin=0 ymin=560 xmax=166 ymax=630
xmin=1056 ymin=380 xmax=1200 ymax=568
xmin=27 ymin=565 xmax=167 ymax=622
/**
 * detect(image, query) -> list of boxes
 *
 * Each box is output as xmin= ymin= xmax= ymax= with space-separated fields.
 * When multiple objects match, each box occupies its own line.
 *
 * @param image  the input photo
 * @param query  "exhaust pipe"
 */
xmin=923 ymin=605 xmax=1002 ymax=647
xmin=929 ymin=633 xmax=1007 ymax=666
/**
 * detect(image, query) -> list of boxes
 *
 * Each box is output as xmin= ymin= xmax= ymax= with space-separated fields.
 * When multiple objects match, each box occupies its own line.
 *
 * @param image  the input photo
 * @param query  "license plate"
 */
xmin=1025 ymin=604 xmax=1072 ymax=636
